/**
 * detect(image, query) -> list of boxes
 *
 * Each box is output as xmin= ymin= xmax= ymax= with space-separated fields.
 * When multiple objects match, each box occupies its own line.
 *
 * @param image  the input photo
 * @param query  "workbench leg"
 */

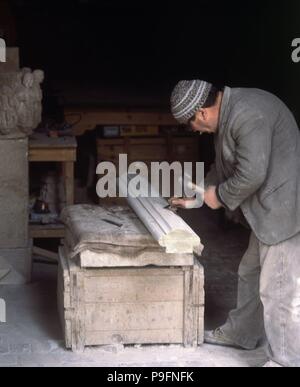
xmin=63 ymin=162 xmax=74 ymax=206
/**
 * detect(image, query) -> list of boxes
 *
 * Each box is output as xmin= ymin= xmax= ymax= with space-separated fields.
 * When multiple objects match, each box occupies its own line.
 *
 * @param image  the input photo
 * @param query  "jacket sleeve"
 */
xmin=218 ymin=117 xmax=272 ymax=211
xmin=204 ymin=162 xmax=218 ymax=189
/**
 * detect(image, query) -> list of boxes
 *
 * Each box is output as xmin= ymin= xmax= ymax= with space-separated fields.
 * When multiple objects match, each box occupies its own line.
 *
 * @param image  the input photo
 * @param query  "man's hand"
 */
xmin=168 ymin=197 xmax=199 ymax=209
xmin=169 ymin=186 xmax=223 ymax=210
xmin=204 ymin=186 xmax=222 ymax=210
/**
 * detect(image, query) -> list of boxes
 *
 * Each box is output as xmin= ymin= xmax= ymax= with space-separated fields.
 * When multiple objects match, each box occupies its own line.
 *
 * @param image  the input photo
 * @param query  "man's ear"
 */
xmin=196 ymin=108 xmax=207 ymax=121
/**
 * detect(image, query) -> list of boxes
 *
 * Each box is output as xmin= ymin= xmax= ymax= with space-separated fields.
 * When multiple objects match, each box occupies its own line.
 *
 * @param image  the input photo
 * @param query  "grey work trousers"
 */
xmin=221 ymin=232 xmax=300 ymax=367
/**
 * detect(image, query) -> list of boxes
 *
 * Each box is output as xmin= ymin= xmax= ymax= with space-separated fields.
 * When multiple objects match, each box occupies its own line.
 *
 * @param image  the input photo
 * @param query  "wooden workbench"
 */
xmin=28 ymin=133 xmax=77 ymax=239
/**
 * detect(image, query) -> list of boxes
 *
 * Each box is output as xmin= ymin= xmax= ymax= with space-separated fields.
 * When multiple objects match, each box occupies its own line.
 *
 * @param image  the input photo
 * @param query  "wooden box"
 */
xmin=58 ymin=246 xmax=204 ymax=351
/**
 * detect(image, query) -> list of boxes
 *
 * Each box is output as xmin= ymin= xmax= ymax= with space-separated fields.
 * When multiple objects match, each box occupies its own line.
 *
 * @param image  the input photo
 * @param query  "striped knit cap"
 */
xmin=171 ymin=80 xmax=212 ymax=124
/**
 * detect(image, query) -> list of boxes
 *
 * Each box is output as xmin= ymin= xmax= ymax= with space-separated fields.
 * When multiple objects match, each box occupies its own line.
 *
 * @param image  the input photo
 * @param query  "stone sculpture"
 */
xmin=0 ymin=67 xmax=44 ymax=137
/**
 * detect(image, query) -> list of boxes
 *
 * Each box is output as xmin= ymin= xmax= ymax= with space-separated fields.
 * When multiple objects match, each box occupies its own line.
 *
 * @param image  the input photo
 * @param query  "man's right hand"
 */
xmin=168 ymin=197 xmax=199 ymax=209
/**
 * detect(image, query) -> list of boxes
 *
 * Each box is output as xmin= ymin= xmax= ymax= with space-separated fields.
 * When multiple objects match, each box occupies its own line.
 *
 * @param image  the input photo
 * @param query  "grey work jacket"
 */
xmin=206 ymin=87 xmax=300 ymax=245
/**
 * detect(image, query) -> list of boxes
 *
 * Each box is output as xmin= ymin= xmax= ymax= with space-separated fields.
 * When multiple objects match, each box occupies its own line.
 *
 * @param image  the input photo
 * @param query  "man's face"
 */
xmin=188 ymin=107 xmax=219 ymax=134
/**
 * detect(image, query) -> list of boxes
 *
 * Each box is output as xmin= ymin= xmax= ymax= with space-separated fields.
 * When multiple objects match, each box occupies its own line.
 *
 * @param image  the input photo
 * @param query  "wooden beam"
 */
xmin=29 ymin=148 xmax=76 ymax=162
xmin=63 ymin=162 xmax=75 ymax=206
xmin=29 ymin=224 xmax=65 ymax=239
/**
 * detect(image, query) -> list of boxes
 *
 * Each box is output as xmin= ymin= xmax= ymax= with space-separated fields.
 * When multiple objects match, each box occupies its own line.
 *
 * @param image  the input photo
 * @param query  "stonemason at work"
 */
xmin=170 ymin=79 xmax=300 ymax=368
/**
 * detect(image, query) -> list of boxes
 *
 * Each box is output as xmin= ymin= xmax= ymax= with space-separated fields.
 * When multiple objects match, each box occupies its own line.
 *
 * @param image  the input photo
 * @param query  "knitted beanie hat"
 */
xmin=170 ymin=80 xmax=212 ymax=124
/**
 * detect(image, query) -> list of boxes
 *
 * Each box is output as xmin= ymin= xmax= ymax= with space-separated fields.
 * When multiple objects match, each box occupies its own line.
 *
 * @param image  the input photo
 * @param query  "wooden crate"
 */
xmin=58 ymin=247 xmax=204 ymax=351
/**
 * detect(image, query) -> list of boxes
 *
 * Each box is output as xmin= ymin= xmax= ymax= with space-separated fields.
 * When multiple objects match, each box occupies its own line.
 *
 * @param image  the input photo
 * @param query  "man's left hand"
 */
xmin=204 ymin=186 xmax=223 ymax=210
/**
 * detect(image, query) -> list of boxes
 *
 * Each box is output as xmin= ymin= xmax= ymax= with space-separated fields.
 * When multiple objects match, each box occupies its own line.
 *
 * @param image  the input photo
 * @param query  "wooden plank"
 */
xmin=28 ymin=148 xmax=76 ymax=162
xmin=29 ymin=224 xmax=65 ymax=239
xmin=193 ymin=259 xmax=205 ymax=344
xmin=57 ymin=248 xmax=72 ymax=352
xmin=84 ymin=267 xmax=183 ymax=278
xmin=85 ymin=329 xmax=183 ymax=346
xmin=57 ymin=275 xmax=71 ymax=317
xmin=57 ymin=258 xmax=72 ymax=348
xmin=71 ymin=272 xmax=86 ymax=352
xmin=85 ymin=302 xmax=183 ymax=332
xmin=63 ymin=162 xmax=75 ymax=206
xmin=84 ymin=274 xmax=184 ymax=303
xmin=183 ymin=267 xmax=197 ymax=347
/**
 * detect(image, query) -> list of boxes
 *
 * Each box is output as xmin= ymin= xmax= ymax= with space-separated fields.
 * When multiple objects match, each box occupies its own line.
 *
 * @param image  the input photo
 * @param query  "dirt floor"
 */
xmin=0 ymin=206 xmax=269 ymax=367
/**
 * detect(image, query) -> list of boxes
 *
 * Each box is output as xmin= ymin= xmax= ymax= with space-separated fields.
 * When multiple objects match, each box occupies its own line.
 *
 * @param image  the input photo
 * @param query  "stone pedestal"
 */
xmin=0 ymin=47 xmax=43 ymax=284
xmin=0 ymin=137 xmax=30 ymax=284
xmin=0 ymin=138 xmax=28 ymax=248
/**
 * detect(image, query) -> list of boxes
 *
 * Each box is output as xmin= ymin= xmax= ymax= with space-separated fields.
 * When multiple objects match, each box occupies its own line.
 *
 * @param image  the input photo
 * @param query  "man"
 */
xmin=170 ymin=80 xmax=300 ymax=367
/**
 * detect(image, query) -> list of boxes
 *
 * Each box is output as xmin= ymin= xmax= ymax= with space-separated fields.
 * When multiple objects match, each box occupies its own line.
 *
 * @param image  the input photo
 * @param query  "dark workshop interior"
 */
xmin=0 ymin=0 xmax=300 ymax=367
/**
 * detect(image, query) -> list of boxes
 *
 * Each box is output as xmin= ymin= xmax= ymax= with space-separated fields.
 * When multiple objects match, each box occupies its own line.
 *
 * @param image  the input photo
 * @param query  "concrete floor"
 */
xmin=0 ymin=206 xmax=269 ymax=367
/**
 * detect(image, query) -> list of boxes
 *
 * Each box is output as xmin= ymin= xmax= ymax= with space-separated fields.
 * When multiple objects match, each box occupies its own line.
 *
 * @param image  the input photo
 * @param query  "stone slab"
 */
xmin=79 ymin=249 xmax=194 ymax=268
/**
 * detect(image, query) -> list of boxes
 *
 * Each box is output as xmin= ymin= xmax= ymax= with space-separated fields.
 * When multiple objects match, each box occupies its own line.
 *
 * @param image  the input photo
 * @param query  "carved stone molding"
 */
xmin=119 ymin=175 xmax=203 ymax=254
